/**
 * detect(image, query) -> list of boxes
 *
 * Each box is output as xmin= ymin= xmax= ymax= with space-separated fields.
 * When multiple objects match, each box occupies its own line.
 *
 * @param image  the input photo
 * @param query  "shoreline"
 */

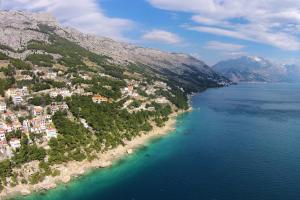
xmin=1 ymin=110 xmax=189 ymax=199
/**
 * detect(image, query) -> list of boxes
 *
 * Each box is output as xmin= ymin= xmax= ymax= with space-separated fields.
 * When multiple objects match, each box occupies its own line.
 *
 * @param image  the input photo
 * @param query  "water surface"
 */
xmin=17 ymin=83 xmax=300 ymax=200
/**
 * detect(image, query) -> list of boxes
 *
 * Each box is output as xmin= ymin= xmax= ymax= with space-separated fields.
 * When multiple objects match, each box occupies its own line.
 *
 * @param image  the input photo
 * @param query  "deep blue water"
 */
xmin=17 ymin=83 xmax=300 ymax=200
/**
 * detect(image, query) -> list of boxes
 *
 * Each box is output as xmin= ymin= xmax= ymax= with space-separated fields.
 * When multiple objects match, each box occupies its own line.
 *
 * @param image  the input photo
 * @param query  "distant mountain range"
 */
xmin=213 ymin=56 xmax=300 ymax=83
xmin=3 ymin=11 xmax=299 ymax=86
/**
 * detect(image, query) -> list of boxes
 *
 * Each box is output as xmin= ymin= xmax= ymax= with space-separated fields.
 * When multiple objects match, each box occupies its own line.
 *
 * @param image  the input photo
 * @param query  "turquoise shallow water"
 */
xmin=15 ymin=83 xmax=300 ymax=200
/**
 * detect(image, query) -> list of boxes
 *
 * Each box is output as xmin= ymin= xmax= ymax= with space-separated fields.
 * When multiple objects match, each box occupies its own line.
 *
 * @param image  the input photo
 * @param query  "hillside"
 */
xmin=0 ymin=10 xmax=231 ymax=195
xmin=213 ymin=56 xmax=299 ymax=83
xmin=0 ymin=11 xmax=230 ymax=92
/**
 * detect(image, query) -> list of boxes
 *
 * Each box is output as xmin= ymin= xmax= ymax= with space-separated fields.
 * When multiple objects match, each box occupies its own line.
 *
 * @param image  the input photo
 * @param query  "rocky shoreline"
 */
xmin=1 ymin=110 xmax=188 ymax=199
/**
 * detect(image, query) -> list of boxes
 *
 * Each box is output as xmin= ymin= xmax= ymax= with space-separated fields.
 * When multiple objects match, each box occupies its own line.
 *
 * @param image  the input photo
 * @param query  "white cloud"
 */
xmin=204 ymin=41 xmax=245 ymax=51
xmin=203 ymin=41 xmax=246 ymax=60
xmin=192 ymin=15 xmax=225 ymax=26
xmin=2 ymin=0 xmax=134 ymax=41
xmin=147 ymin=0 xmax=219 ymax=14
xmin=189 ymin=26 xmax=251 ymax=41
xmin=189 ymin=25 xmax=300 ymax=51
xmin=148 ymin=0 xmax=300 ymax=50
xmin=142 ymin=29 xmax=182 ymax=44
xmin=227 ymin=51 xmax=247 ymax=56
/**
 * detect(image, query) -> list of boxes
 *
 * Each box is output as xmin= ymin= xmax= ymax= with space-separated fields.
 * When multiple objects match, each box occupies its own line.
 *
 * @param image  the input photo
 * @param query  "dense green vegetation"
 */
xmin=26 ymin=54 xmax=54 ymax=68
xmin=26 ymin=35 xmax=127 ymax=81
xmin=88 ymin=84 xmax=121 ymax=100
xmin=13 ymin=136 xmax=46 ymax=166
xmin=0 ymin=160 xmax=12 ymax=179
xmin=44 ymin=80 xmax=65 ymax=89
xmin=0 ymin=135 xmax=47 ymax=186
xmin=0 ymin=52 xmax=8 ymax=60
xmin=0 ymin=21 xmax=230 ymax=192
xmin=0 ymin=44 xmax=17 ymax=53
xmin=156 ymin=88 xmax=189 ymax=110
xmin=28 ymin=94 xmax=52 ymax=106
xmin=27 ymin=36 xmax=106 ymax=71
xmin=129 ymin=100 xmax=142 ymax=108
xmin=0 ymin=78 xmax=15 ymax=96
xmin=150 ymin=102 xmax=172 ymax=117
xmin=48 ymin=111 xmax=92 ymax=164
xmin=5 ymin=130 xmax=22 ymax=142
xmin=0 ymin=65 xmax=15 ymax=76
xmin=0 ymin=28 xmax=199 ymax=188
xmin=32 ymin=82 xmax=51 ymax=92
xmin=68 ymin=95 xmax=155 ymax=148
xmin=10 ymin=59 xmax=32 ymax=70
xmin=38 ymin=24 xmax=56 ymax=34
xmin=70 ymin=74 xmax=126 ymax=99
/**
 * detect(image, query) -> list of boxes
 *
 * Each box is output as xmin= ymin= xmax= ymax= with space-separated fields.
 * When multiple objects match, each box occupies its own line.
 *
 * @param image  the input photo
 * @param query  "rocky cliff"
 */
xmin=0 ymin=10 xmax=230 ymax=92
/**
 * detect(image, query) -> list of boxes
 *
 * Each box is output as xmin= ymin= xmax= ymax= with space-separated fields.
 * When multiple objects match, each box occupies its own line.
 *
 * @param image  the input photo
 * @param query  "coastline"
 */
xmin=1 ymin=110 xmax=189 ymax=199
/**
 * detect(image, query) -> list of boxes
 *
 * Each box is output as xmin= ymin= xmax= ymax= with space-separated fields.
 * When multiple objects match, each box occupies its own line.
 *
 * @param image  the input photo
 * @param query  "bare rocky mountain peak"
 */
xmin=0 ymin=10 xmax=230 ymax=88
xmin=0 ymin=10 xmax=58 ymax=27
xmin=213 ymin=56 xmax=299 ymax=83
xmin=0 ymin=10 xmax=59 ymax=51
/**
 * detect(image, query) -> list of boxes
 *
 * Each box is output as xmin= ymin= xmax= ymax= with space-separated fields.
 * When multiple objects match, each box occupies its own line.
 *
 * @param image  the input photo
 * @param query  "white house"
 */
xmin=46 ymin=128 xmax=57 ymax=139
xmin=6 ymin=87 xmax=28 ymax=98
xmin=12 ymin=96 xmax=23 ymax=105
xmin=92 ymin=95 xmax=108 ymax=104
xmin=0 ymin=130 xmax=5 ymax=141
xmin=60 ymin=89 xmax=72 ymax=98
xmin=20 ymin=86 xmax=29 ymax=96
xmin=131 ymin=92 xmax=139 ymax=98
xmin=28 ymin=116 xmax=48 ymax=133
xmin=5 ymin=125 xmax=13 ymax=133
xmin=50 ymin=89 xmax=72 ymax=99
xmin=155 ymin=97 xmax=169 ymax=104
xmin=147 ymin=106 xmax=155 ymax=111
xmin=50 ymin=90 xmax=59 ymax=98
xmin=80 ymin=118 xmax=89 ymax=129
xmin=50 ymin=104 xmax=59 ymax=114
xmin=12 ymin=121 xmax=22 ymax=131
xmin=32 ymin=106 xmax=43 ymax=116
xmin=9 ymin=138 xmax=21 ymax=149
xmin=22 ymin=119 xmax=30 ymax=132
xmin=59 ymin=102 xmax=69 ymax=110
xmin=47 ymin=72 xmax=57 ymax=80
xmin=0 ymin=122 xmax=5 ymax=129
xmin=0 ymin=102 xmax=6 ymax=112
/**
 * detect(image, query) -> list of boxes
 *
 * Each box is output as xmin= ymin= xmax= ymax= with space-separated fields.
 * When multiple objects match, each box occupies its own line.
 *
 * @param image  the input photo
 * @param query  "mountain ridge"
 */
xmin=0 ymin=10 xmax=230 ymax=92
xmin=213 ymin=56 xmax=299 ymax=83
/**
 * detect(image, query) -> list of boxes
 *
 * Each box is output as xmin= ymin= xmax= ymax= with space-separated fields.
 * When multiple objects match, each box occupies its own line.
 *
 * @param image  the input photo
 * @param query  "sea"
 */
xmin=16 ymin=83 xmax=300 ymax=200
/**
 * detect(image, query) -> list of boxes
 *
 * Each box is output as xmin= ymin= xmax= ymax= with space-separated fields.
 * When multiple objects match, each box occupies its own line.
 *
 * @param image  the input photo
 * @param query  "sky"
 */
xmin=1 ymin=0 xmax=300 ymax=65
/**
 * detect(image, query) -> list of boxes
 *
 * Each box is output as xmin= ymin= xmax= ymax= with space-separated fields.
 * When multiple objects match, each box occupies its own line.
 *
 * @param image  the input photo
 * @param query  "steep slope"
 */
xmin=0 ymin=11 xmax=232 ymax=195
xmin=213 ymin=56 xmax=290 ymax=83
xmin=0 ymin=11 xmax=229 ymax=92
xmin=0 ymin=11 xmax=201 ymax=196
